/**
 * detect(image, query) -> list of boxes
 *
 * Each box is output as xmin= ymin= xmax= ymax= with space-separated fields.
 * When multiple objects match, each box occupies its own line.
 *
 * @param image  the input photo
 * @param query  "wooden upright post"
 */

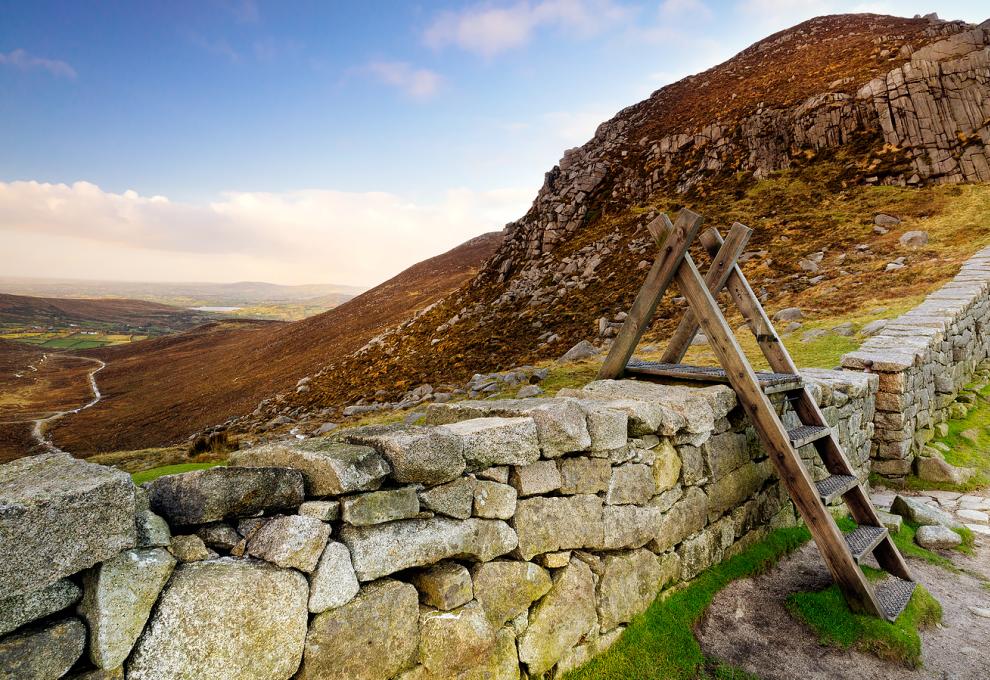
xmin=597 ymin=209 xmax=703 ymax=379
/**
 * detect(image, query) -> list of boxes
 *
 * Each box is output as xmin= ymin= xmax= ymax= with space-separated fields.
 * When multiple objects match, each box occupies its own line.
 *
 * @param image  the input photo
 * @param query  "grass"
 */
xmin=563 ymin=524 xmax=812 ymax=680
xmin=131 ymin=461 xmax=226 ymax=485
xmin=786 ymin=567 xmax=942 ymax=667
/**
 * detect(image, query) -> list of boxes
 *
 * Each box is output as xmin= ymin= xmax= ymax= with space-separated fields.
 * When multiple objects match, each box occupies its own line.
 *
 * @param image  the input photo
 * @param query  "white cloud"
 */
xmin=0 ymin=49 xmax=76 ymax=78
xmin=423 ymin=0 xmax=632 ymax=58
xmin=0 ymin=180 xmax=531 ymax=286
xmin=364 ymin=61 xmax=443 ymax=99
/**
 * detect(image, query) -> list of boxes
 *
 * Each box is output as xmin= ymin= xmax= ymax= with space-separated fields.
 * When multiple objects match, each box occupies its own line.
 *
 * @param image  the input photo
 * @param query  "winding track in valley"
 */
xmin=31 ymin=354 xmax=106 ymax=453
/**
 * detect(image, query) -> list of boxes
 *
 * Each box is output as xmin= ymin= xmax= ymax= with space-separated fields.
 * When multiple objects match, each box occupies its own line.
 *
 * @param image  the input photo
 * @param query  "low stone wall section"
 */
xmin=0 ymin=370 xmax=873 ymax=679
xmin=842 ymin=245 xmax=990 ymax=479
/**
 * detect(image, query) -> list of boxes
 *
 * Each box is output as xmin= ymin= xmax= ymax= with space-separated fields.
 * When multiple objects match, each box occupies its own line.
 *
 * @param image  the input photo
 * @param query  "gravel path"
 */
xmin=697 ymin=490 xmax=990 ymax=679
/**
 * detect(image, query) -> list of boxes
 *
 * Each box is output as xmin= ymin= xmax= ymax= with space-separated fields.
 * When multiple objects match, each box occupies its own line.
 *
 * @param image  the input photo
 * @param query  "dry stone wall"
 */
xmin=842 ymin=245 xmax=990 ymax=481
xmin=0 ymin=370 xmax=874 ymax=680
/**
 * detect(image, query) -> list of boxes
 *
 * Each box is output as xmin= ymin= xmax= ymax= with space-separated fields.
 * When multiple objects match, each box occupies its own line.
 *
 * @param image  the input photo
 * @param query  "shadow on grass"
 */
xmin=786 ymin=567 xmax=941 ymax=668
xmin=563 ymin=525 xmax=812 ymax=680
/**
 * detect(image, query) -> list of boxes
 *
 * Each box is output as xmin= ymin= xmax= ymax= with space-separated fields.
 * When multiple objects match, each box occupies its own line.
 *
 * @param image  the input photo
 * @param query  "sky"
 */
xmin=1 ymin=1 xmax=987 ymax=288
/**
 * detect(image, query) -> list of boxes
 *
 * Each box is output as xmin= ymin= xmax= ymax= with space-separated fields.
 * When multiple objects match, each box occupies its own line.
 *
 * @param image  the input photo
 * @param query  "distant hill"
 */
xmin=0 ymin=278 xmax=365 ymax=308
xmin=0 ymin=293 xmax=207 ymax=329
xmin=47 ymin=231 xmax=502 ymax=454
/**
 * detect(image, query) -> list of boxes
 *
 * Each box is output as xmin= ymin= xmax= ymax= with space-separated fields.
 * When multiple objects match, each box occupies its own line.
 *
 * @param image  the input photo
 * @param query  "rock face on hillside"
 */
xmin=483 ymin=16 xmax=990 ymax=284
xmin=246 ymin=13 xmax=990 ymax=434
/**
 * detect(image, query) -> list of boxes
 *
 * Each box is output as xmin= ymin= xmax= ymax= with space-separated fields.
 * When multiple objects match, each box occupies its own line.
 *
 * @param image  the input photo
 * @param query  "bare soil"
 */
xmin=697 ymin=508 xmax=990 ymax=679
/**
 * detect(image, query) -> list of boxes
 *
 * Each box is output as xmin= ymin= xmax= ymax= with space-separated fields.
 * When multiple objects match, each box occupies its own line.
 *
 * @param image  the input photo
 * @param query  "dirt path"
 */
xmin=697 ymin=491 xmax=990 ymax=679
xmin=31 ymin=354 xmax=106 ymax=454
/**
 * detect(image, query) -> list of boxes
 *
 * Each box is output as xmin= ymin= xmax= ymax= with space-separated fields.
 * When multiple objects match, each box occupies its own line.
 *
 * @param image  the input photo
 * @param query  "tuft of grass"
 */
xmin=131 ymin=461 xmax=226 ymax=485
xmin=786 ymin=568 xmax=942 ymax=668
xmin=563 ymin=525 xmax=812 ymax=679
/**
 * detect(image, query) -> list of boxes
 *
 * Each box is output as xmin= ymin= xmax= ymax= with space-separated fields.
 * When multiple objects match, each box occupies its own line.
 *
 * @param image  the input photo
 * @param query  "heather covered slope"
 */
xmin=270 ymin=14 xmax=990 ymax=425
xmin=46 ymin=232 xmax=501 ymax=454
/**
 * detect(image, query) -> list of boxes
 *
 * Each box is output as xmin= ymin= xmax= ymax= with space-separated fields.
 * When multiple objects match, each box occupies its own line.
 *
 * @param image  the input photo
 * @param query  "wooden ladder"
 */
xmin=599 ymin=209 xmax=915 ymax=620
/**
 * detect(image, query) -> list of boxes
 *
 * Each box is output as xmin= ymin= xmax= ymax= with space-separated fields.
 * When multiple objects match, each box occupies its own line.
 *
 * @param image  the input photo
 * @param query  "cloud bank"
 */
xmin=0 ymin=49 xmax=76 ymax=78
xmin=424 ymin=0 xmax=632 ymax=58
xmin=0 ymin=180 xmax=531 ymax=286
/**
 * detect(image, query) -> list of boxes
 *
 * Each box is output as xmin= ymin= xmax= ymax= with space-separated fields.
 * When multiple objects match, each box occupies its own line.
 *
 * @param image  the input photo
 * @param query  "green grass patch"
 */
xmin=786 ymin=569 xmax=941 ymax=668
xmin=564 ymin=524 xmax=812 ymax=680
xmin=131 ymin=461 xmax=226 ymax=485
xmin=917 ymin=384 xmax=990 ymax=491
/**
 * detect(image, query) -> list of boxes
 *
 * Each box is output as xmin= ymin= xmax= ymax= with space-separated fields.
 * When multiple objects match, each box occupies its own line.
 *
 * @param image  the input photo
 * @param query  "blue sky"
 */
xmin=1 ymin=0 xmax=987 ymax=286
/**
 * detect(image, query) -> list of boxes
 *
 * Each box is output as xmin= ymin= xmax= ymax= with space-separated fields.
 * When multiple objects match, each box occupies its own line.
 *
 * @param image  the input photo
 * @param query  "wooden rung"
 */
xmin=787 ymin=424 xmax=831 ymax=448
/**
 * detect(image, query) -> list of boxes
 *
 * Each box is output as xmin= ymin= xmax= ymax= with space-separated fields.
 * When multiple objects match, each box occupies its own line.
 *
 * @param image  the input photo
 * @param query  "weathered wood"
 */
xmin=652 ymin=221 xmax=885 ymax=617
xmin=700 ymin=228 xmax=912 ymax=584
xmin=661 ymin=223 xmax=752 ymax=363
xmin=624 ymin=361 xmax=803 ymax=394
xmin=596 ymin=209 xmax=704 ymax=379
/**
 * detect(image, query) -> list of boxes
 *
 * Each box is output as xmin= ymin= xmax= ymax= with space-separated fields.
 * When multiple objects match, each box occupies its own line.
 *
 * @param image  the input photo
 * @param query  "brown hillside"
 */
xmin=267 ymin=14 xmax=990 ymax=426
xmin=0 ymin=293 xmax=206 ymax=328
xmin=47 ymin=232 xmax=502 ymax=455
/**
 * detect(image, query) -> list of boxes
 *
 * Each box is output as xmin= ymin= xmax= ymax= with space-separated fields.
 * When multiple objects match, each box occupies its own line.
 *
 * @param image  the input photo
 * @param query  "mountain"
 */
xmin=46 ymin=232 xmax=502 ymax=454
xmin=260 ymin=13 xmax=990 ymax=424
xmin=0 ymin=293 xmax=207 ymax=329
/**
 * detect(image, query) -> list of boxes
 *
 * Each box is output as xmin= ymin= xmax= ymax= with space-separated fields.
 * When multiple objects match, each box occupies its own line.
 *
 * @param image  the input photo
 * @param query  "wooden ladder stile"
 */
xmin=598 ymin=210 xmax=915 ymax=620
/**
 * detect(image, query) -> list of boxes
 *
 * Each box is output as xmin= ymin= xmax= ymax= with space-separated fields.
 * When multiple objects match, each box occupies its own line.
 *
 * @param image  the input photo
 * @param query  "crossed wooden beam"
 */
xmin=598 ymin=208 xmax=797 ymax=380
xmin=595 ymin=209 xmax=914 ymax=620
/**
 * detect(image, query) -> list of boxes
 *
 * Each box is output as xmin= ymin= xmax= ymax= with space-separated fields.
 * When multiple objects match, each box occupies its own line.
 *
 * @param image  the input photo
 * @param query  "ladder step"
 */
xmin=875 ymin=577 xmax=916 ymax=622
xmin=844 ymin=525 xmax=888 ymax=561
xmin=815 ymin=474 xmax=860 ymax=504
xmin=787 ymin=424 xmax=830 ymax=448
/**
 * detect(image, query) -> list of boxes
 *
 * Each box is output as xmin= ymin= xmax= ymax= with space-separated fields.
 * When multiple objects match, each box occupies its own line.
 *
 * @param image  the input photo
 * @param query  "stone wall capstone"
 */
xmin=842 ymin=245 xmax=990 ymax=480
xmin=0 ymin=371 xmax=874 ymax=679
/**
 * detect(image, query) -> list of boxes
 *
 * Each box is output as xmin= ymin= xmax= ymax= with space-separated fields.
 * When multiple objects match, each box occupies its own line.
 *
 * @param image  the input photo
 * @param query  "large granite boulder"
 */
xmin=127 ymin=559 xmax=308 ymax=680
xmin=246 ymin=514 xmax=330 ymax=572
xmin=596 ymin=549 xmax=663 ymax=630
xmin=0 ymin=578 xmax=80 ymax=637
xmin=345 ymin=426 xmax=466 ymax=485
xmin=418 ymin=600 xmax=496 ymax=675
xmin=78 ymin=547 xmax=176 ymax=669
xmin=229 ymin=440 xmax=390 ymax=496
xmin=472 ymin=560 xmax=552 ymax=626
xmin=0 ymin=617 xmax=86 ymax=679
xmin=890 ymin=495 xmax=962 ymax=529
xmin=146 ymin=466 xmax=304 ymax=526
xmin=437 ymin=417 xmax=541 ymax=467
xmin=0 ymin=453 xmax=136 ymax=598
xmin=341 ymin=517 xmax=517 ymax=581
xmin=308 ymin=541 xmax=360 ymax=613
xmin=298 ymin=579 xmax=419 ymax=680
xmin=427 ymin=399 xmax=592 ymax=457
xmin=512 ymin=494 xmax=604 ymax=559
xmin=518 ymin=557 xmax=597 ymax=676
